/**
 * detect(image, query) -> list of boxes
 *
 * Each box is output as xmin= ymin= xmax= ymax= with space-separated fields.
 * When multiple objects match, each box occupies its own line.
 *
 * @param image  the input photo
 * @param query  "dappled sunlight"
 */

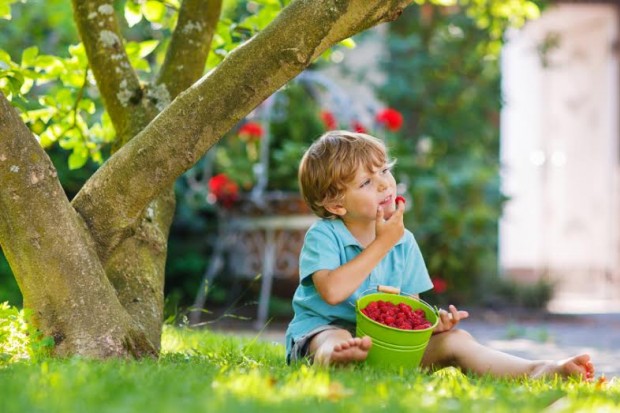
xmin=1 ymin=326 xmax=619 ymax=412
xmin=400 ymin=367 xmax=495 ymax=408
xmin=0 ymin=302 xmax=52 ymax=367
xmin=161 ymin=326 xmax=285 ymax=367
xmin=212 ymin=365 xmax=352 ymax=402
xmin=0 ymin=303 xmax=31 ymax=366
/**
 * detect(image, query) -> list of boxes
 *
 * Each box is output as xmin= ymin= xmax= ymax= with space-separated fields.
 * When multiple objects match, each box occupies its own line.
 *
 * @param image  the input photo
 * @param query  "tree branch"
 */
xmin=155 ymin=0 xmax=223 ymax=99
xmin=71 ymin=0 xmax=157 ymax=143
xmin=71 ymin=0 xmax=413 ymax=259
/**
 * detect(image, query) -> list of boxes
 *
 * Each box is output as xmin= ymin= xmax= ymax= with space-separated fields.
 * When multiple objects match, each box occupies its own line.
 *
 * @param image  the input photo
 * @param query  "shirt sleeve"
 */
xmin=298 ymin=223 xmax=342 ymax=287
xmin=402 ymin=232 xmax=434 ymax=295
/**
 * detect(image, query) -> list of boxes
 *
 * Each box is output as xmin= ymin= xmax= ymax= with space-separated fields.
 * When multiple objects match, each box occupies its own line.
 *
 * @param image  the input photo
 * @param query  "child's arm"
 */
xmin=313 ymin=204 xmax=405 ymax=305
xmin=433 ymin=304 xmax=469 ymax=334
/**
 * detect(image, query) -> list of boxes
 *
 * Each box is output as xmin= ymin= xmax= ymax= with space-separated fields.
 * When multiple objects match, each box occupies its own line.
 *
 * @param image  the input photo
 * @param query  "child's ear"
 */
xmin=324 ymin=202 xmax=346 ymax=217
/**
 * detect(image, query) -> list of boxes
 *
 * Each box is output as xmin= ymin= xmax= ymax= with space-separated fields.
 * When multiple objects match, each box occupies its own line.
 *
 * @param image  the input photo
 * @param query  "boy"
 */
xmin=285 ymin=130 xmax=594 ymax=380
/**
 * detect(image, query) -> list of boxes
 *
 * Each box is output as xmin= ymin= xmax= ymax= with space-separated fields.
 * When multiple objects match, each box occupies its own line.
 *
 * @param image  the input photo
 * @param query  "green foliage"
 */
xmin=268 ymin=82 xmax=326 ymax=191
xmin=0 ymin=2 xmax=113 ymax=169
xmin=0 ymin=254 xmax=20 ymax=306
xmin=0 ymin=327 xmax=618 ymax=412
xmin=378 ymin=3 xmax=542 ymax=305
xmin=0 ymin=303 xmax=53 ymax=367
xmin=212 ymin=80 xmax=326 ymax=195
xmin=0 ymin=0 xmax=20 ymax=19
xmin=0 ymin=0 xmax=292 ymax=171
xmin=482 ymin=277 xmax=555 ymax=310
xmin=163 ymin=215 xmax=213 ymax=311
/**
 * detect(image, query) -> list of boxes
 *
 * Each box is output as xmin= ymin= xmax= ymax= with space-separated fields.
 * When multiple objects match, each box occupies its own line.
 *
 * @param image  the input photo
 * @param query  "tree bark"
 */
xmin=0 ymin=94 xmax=157 ymax=357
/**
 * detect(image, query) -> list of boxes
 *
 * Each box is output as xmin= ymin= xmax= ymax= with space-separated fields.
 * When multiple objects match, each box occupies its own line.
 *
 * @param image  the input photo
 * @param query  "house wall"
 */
xmin=500 ymin=4 xmax=620 ymax=312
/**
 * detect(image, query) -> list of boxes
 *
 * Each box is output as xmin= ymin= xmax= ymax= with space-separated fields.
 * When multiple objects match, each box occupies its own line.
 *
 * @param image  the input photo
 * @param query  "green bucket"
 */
xmin=358 ymin=327 xmax=429 ymax=368
xmin=355 ymin=289 xmax=438 ymax=369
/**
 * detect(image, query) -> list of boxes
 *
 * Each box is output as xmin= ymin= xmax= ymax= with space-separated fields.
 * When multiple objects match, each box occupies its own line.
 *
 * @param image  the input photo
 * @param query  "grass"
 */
xmin=0 ymin=326 xmax=619 ymax=413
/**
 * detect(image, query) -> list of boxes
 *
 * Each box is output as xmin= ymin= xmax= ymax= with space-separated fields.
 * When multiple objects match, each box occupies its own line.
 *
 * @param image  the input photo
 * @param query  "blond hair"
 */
xmin=298 ymin=130 xmax=393 ymax=219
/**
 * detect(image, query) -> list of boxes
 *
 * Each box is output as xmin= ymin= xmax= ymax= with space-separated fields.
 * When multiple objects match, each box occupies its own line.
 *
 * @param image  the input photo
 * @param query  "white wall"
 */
xmin=500 ymin=4 xmax=620 ymax=312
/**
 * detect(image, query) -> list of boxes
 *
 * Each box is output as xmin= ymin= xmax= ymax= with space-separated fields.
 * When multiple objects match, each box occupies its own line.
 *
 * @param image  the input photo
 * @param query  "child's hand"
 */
xmin=432 ymin=304 xmax=469 ymax=334
xmin=375 ymin=198 xmax=405 ymax=247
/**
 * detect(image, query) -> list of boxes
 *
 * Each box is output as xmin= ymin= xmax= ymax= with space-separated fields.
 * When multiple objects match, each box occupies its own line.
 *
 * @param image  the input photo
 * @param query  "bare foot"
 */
xmin=531 ymin=354 xmax=595 ymax=381
xmin=316 ymin=336 xmax=372 ymax=366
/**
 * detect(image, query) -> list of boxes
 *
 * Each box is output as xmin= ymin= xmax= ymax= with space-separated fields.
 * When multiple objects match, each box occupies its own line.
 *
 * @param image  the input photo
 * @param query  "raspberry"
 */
xmin=395 ymin=195 xmax=406 ymax=205
xmin=362 ymin=300 xmax=432 ymax=331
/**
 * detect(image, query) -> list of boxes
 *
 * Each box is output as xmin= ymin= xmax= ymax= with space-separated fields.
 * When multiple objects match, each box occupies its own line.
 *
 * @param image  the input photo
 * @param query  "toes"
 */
xmin=360 ymin=336 xmax=372 ymax=350
xmin=576 ymin=354 xmax=591 ymax=364
xmin=334 ymin=338 xmax=357 ymax=352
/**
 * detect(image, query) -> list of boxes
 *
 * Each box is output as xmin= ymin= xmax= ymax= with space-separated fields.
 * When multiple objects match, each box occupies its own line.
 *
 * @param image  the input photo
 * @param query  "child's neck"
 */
xmin=342 ymin=218 xmax=375 ymax=248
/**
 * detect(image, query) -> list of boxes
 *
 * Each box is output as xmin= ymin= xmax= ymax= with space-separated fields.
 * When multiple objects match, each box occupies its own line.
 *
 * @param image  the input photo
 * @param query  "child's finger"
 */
xmin=376 ymin=206 xmax=384 ymax=222
xmin=391 ymin=200 xmax=405 ymax=218
xmin=448 ymin=305 xmax=460 ymax=322
xmin=448 ymin=305 xmax=469 ymax=322
xmin=439 ymin=308 xmax=451 ymax=325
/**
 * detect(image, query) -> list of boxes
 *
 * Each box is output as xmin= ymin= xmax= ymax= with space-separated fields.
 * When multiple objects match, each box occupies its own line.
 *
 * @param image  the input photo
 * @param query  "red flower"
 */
xmin=320 ymin=110 xmax=337 ymax=130
xmin=238 ymin=122 xmax=263 ymax=141
xmin=432 ymin=277 xmax=448 ymax=294
xmin=351 ymin=121 xmax=367 ymax=134
xmin=208 ymin=173 xmax=239 ymax=208
xmin=376 ymin=108 xmax=404 ymax=132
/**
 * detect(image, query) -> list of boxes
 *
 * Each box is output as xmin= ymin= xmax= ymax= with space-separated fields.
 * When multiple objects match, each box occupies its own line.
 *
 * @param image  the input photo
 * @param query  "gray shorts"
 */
xmin=287 ymin=322 xmax=356 ymax=364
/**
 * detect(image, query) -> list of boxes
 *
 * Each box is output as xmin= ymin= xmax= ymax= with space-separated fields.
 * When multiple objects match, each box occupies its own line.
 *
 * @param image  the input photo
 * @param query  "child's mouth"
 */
xmin=379 ymin=195 xmax=393 ymax=208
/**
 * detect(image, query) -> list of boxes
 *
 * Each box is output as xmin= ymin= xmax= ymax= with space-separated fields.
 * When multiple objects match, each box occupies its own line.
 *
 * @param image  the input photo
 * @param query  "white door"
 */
xmin=500 ymin=4 xmax=620 ymax=313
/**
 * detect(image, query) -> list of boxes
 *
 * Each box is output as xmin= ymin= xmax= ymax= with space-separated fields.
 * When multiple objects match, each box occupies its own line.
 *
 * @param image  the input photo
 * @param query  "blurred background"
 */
xmin=1 ymin=0 xmax=618 ymax=327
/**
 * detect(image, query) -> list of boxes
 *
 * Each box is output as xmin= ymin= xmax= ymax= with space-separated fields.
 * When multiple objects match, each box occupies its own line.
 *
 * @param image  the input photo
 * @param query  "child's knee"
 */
xmin=431 ymin=328 xmax=474 ymax=347
xmin=450 ymin=328 xmax=475 ymax=344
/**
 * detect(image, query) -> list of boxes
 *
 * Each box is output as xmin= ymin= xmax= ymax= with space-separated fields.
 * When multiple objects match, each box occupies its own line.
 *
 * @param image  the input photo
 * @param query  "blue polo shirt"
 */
xmin=285 ymin=218 xmax=433 ymax=357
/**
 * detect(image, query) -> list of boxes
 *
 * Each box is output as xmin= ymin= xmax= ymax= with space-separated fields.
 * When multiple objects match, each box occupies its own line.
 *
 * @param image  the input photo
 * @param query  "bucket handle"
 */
xmin=377 ymin=285 xmax=400 ymax=295
xmin=359 ymin=285 xmax=439 ymax=316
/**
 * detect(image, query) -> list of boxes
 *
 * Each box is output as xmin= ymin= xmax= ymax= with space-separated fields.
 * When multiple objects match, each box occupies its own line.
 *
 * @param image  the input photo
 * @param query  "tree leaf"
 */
xmin=142 ymin=0 xmax=166 ymax=23
xmin=5 ymin=73 xmax=24 ymax=95
xmin=0 ymin=49 xmax=13 ymax=66
xmin=68 ymin=43 xmax=88 ymax=66
xmin=339 ymin=38 xmax=356 ymax=49
xmin=20 ymin=46 xmax=38 ymax=67
xmin=137 ymin=40 xmax=159 ymax=58
xmin=124 ymin=1 xmax=142 ymax=27
xmin=0 ymin=1 xmax=12 ymax=20
xmin=34 ymin=55 xmax=62 ymax=71
xmin=68 ymin=148 xmax=88 ymax=170
xmin=78 ymin=99 xmax=96 ymax=115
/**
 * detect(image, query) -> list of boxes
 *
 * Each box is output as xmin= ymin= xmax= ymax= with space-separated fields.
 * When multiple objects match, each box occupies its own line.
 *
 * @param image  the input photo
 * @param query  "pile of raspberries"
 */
xmin=361 ymin=300 xmax=432 ymax=330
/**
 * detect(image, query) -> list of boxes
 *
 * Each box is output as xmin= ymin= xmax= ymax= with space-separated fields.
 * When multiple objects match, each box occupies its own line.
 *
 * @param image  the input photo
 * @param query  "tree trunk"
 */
xmin=0 ymin=94 xmax=157 ymax=357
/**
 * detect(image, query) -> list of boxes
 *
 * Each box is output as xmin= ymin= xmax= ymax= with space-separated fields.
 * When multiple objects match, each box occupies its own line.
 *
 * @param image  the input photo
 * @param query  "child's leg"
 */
xmin=421 ymin=329 xmax=594 ymax=380
xmin=307 ymin=328 xmax=372 ymax=366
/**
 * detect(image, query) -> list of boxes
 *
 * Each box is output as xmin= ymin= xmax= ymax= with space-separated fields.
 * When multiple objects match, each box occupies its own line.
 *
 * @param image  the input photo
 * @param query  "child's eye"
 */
xmin=381 ymin=167 xmax=391 ymax=174
xmin=360 ymin=179 xmax=370 ymax=188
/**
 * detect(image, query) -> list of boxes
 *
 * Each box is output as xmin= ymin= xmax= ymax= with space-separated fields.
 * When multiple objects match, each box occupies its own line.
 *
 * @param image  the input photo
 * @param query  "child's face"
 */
xmin=339 ymin=162 xmax=398 ymax=222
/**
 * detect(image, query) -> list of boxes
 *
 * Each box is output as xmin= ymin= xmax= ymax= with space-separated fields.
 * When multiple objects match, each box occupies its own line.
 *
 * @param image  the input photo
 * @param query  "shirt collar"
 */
xmin=331 ymin=218 xmax=405 ymax=248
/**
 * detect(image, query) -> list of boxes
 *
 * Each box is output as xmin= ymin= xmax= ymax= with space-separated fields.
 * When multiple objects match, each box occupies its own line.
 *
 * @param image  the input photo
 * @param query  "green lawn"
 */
xmin=0 ymin=326 xmax=618 ymax=413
